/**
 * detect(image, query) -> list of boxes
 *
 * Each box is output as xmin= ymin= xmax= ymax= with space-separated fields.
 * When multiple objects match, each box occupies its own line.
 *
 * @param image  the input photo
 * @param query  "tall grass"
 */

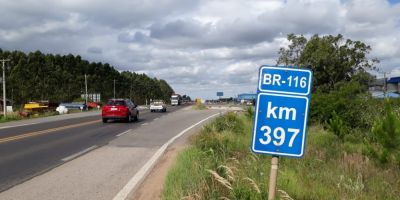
xmin=0 ymin=112 xmax=23 ymax=122
xmin=0 ymin=111 xmax=59 ymax=123
xmin=162 ymin=112 xmax=400 ymax=199
xmin=192 ymin=104 xmax=208 ymax=110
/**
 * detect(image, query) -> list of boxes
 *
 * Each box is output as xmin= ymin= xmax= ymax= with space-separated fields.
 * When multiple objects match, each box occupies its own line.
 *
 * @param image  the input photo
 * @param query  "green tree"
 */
xmin=278 ymin=34 xmax=378 ymax=91
xmin=277 ymin=33 xmax=307 ymax=66
xmin=0 ymin=49 xmax=175 ymax=107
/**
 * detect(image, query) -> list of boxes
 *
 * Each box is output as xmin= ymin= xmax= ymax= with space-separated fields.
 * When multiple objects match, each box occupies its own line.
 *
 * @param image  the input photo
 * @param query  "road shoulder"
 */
xmin=129 ymin=121 xmax=204 ymax=200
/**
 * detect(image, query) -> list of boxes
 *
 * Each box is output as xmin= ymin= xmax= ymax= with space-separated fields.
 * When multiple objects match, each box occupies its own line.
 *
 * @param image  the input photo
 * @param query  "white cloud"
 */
xmin=0 ymin=0 xmax=399 ymax=99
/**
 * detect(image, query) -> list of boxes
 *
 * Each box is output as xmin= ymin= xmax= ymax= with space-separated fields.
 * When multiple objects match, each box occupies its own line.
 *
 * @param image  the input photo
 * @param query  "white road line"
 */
xmin=0 ymin=122 xmax=39 ymax=130
xmin=61 ymin=145 xmax=98 ymax=162
xmin=112 ymin=113 xmax=220 ymax=200
xmin=116 ymin=130 xmax=131 ymax=137
xmin=141 ymin=123 xmax=148 ymax=126
xmin=153 ymin=118 xmax=159 ymax=121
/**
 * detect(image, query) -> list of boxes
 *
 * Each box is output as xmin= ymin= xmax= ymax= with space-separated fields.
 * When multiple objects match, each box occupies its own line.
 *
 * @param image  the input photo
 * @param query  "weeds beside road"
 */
xmin=163 ymin=111 xmax=400 ymax=199
xmin=0 ymin=111 xmax=59 ymax=123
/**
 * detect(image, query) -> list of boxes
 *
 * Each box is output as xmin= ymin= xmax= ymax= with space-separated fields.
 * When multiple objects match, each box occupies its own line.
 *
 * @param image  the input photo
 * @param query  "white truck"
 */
xmin=171 ymin=94 xmax=182 ymax=106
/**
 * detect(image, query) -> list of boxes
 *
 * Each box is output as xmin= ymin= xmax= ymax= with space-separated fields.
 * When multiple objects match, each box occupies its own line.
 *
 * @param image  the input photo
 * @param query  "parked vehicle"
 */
xmin=102 ymin=99 xmax=139 ymax=123
xmin=56 ymin=105 xmax=68 ymax=114
xmin=171 ymin=94 xmax=182 ymax=106
xmin=150 ymin=100 xmax=167 ymax=112
xmin=87 ymin=102 xmax=101 ymax=109
xmin=58 ymin=102 xmax=87 ymax=110
xmin=23 ymin=100 xmax=59 ymax=115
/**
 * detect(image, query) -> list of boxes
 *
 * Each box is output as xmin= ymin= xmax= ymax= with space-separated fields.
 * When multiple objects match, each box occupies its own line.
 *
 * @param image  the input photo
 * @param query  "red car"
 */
xmin=102 ymin=99 xmax=139 ymax=123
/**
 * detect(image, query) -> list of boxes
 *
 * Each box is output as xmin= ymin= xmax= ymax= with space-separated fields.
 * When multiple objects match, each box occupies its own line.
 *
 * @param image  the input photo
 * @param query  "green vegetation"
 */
xmin=192 ymin=104 xmax=208 ymax=110
xmin=163 ymin=113 xmax=400 ymax=200
xmin=367 ymin=102 xmax=400 ymax=165
xmin=278 ymin=34 xmax=376 ymax=92
xmin=0 ymin=49 xmax=174 ymax=106
xmin=0 ymin=112 xmax=23 ymax=123
xmin=163 ymin=34 xmax=400 ymax=199
xmin=0 ymin=111 xmax=60 ymax=123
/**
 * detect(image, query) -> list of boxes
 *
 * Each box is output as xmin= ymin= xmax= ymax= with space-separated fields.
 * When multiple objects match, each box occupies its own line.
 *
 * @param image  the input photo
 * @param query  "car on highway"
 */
xmin=102 ymin=98 xmax=139 ymax=123
xmin=150 ymin=100 xmax=167 ymax=112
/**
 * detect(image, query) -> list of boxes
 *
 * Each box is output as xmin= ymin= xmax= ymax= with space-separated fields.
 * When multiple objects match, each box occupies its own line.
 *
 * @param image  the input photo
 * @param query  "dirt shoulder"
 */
xmin=129 ymin=123 xmax=204 ymax=200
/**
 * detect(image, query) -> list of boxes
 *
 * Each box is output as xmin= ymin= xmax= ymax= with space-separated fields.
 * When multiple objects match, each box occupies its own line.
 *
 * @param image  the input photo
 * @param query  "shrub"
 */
xmin=311 ymin=80 xmax=380 ymax=131
xmin=328 ymin=111 xmax=348 ymax=140
xmin=245 ymin=106 xmax=254 ymax=120
xmin=212 ymin=112 xmax=244 ymax=133
xmin=367 ymin=101 xmax=400 ymax=165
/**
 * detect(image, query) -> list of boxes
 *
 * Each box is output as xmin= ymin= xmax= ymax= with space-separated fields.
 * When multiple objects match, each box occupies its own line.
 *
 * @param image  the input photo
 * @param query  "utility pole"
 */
xmin=383 ymin=72 xmax=387 ymax=97
xmin=113 ymin=79 xmax=116 ymax=98
xmin=85 ymin=74 xmax=88 ymax=111
xmin=0 ymin=59 xmax=10 ymax=118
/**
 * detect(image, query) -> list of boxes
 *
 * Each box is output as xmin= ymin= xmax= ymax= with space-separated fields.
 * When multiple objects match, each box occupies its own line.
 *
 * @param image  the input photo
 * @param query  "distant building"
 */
xmin=386 ymin=77 xmax=400 ymax=92
xmin=0 ymin=98 xmax=12 ymax=113
xmin=237 ymin=93 xmax=256 ymax=104
xmin=369 ymin=76 xmax=400 ymax=98
xmin=369 ymin=78 xmax=385 ymax=92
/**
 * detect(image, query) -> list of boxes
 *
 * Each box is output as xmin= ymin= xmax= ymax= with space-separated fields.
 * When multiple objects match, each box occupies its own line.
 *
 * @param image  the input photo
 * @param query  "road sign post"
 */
xmin=268 ymin=156 xmax=279 ymax=200
xmin=251 ymin=65 xmax=312 ymax=199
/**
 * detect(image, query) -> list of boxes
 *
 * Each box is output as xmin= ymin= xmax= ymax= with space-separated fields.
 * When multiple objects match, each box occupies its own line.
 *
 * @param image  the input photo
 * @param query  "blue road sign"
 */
xmin=258 ymin=66 xmax=312 ymax=96
xmin=252 ymin=65 xmax=312 ymax=157
xmin=217 ymin=92 xmax=224 ymax=97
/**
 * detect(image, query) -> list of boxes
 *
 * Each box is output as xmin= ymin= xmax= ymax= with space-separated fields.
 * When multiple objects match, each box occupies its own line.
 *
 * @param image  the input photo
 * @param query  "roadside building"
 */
xmin=369 ymin=78 xmax=385 ymax=92
xmin=237 ymin=93 xmax=256 ymax=104
xmin=0 ymin=98 xmax=12 ymax=113
xmin=369 ymin=76 xmax=400 ymax=98
xmin=386 ymin=77 xmax=400 ymax=92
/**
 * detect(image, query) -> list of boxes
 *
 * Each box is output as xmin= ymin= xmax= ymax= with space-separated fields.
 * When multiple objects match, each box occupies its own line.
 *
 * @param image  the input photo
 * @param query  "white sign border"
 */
xmin=258 ymin=66 xmax=312 ymax=96
xmin=251 ymin=92 xmax=309 ymax=157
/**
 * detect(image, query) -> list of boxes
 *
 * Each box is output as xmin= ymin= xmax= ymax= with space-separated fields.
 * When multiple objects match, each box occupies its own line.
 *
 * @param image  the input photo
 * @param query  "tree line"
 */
xmin=0 ymin=49 xmax=175 ymax=107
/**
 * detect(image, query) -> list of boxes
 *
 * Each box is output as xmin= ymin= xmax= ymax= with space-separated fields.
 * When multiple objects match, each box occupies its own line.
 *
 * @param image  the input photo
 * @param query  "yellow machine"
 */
xmin=24 ymin=102 xmax=49 ymax=113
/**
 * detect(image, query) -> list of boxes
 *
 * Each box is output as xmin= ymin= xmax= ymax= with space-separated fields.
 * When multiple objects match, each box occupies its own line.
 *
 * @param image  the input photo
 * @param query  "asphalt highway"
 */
xmin=0 ymin=106 xmax=182 ymax=192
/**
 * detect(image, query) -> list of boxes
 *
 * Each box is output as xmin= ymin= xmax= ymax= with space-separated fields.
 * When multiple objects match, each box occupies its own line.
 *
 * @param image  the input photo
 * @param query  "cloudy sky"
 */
xmin=0 ymin=0 xmax=399 ymax=99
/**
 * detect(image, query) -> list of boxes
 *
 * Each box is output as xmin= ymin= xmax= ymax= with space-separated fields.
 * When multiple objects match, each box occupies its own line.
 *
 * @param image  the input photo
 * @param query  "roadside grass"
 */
xmin=192 ymin=104 xmax=208 ymax=110
xmin=0 ymin=112 xmax=24 ymax=123
xmin=0 ymin=109 xmax=87 ymax=123
xmin=0 ymin=111 xmax=62 ymax=123
xmin=162 ymin=112 xmax=400 ymax=200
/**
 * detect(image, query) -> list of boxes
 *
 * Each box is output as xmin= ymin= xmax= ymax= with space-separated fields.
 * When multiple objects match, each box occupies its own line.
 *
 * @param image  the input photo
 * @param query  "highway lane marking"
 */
xmin=0 ymin=122 xmax=39 ymax=130
xmin=112 ymin=112 xmax=220 ymax=200
xmin=61 ymin=145 xmax=98 ymax=162
xmin=116 ymin=130 xmax=131 ymax=137
xmin=141 ymin=123 xmax=148 ymax=126
xmin=153 ymin=117 xmax=159 ymax=121
xmin=0 ymin=120 xmax=100 ymax=144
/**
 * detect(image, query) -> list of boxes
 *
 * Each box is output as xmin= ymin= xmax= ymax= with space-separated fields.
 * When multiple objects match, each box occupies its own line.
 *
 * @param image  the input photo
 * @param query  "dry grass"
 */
xmin=278 ymin=189 xmax=294 ymax=200
xmin=218 ymin=165 xmax=235 ymax=182
xmin=243 ymin=177 xmax=261 ymax=193
xmin=207 ymin=169 xmax=232 ymax=190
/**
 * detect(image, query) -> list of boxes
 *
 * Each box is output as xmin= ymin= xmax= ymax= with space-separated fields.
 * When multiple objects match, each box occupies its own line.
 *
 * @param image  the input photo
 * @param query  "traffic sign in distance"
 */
xmin=252 ymin=65 xmax=313 ymax=157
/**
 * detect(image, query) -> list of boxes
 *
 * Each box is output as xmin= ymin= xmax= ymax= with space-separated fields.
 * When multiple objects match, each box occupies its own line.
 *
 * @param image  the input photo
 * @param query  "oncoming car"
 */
xmin=150 ymin=100 xmax=167 ymax=112
xmin=102 ymin=99 xmax=139 ymax=123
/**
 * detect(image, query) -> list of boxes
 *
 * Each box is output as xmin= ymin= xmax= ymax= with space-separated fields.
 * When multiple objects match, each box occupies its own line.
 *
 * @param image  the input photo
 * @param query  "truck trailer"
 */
xmin=171 ymin=94 xmax=182 ymax=106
